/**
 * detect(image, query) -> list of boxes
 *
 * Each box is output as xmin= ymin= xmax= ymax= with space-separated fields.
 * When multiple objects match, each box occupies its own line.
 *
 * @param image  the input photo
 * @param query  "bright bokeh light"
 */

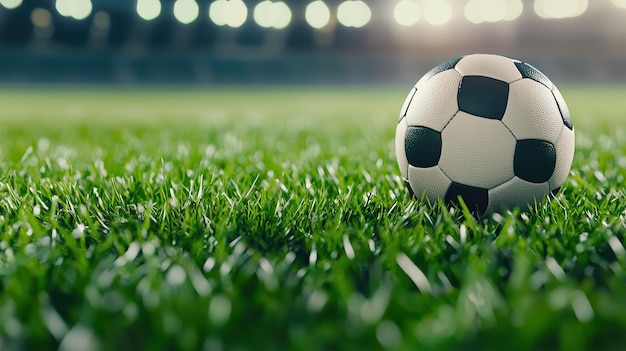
xmin=223 ymin=0 xmax=248 ymax=28
xmin=394 ymin=0 xmax=420 ymax=26
xmin=73 ymin=1 xmax=92 ymax=20
xmin=305 ymin=1 xmax=331 ymax=29
xmin=209 ymin=0 xmax=227 ymax=26
xmin=137 ymin=0 xmax=161 ymax=21
xmin=272 ymin=2 xmax=291 ymax=29
xmin=534 ymin=0 xmax=587 ymax=19
xmin=56 ymin=0 xmax=92 ymax=20
xmin=503 ymin=0 xmax=523 ymax=21
xmin=55 ymin=0 xmax=71 ymax=17
xmin=31 ymin=7 xmax=53 ymax=40
xmin=337 ymin=1 xmax=371 ymax=28
xmin=0 ymin=0 xmax=22 ymax=9
xmin=465 ymin=0 xmax=513 ymax=23
xmin=613 ymin=0 xmax=626 ymax=9
xmin=93 ymin=11 xmax=110 ymax=30
xmin=423 ymin=0 xmax=452 ymax=25
xmin=31 ymin=8 xmax=52 ymax=28
xmin=254 ymin=1 xmax=291 ymax=29
xmin=173 ymin=0 xmax=199 ymax=24
xmin=254 ymin=0 xmax=273 ymax=28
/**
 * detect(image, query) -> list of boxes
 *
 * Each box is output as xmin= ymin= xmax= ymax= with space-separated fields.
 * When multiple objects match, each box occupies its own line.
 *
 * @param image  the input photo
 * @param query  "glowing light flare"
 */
xmin=31 ymin=8 xmax=53 ymax=40
xmin=271 ymin=2 xmax=291 ymax=29
xmin=337 ymin=0 xmax=371 ymax=28
xmin=254 ymin=1 xmax=291 ymax=29
xmin=465 ymin=0 xmax=507 ymax=23
xmin=223 ymin=0 xmax=248 ymax=28
xmin=210 ymin=0 xmax=248 ymax=28
xmin=31 ymin=8 xmax=52 ymax=28
xmin=173 ymin=0 xmax=199 ymax=24
xmin=253 ymin=0 xmax=272 ymax=28
xmin=423 ymin=0 xmax=452 ymax=25
xmin=534 ymin=0 xmax=588 ymax=19
xmin=394 ymin=0 xmax=420 ymax=26
xmin=72 ymin=2 xmax=92 ymax=20
xmin=93 ymin=11 xmax=110 ymax=30
xmin=613 ymin=0 xmax=626 ymax=9
xmin=137 ymin=0 xmax=161 ymax=21
xmin=0 ymin=0 xmax=22 ymax=9
xmin=209 ymin=0 xmax=227 ymax=26
xmin=305 ymin=1 xmax=331 ymax=29
xmin=55 ymin=0 xmax=93 ymax=20
xmin=55 ymin=0 xmax=72 ymax=17
xmin=503 ymin=0 xmax=523 ymax=21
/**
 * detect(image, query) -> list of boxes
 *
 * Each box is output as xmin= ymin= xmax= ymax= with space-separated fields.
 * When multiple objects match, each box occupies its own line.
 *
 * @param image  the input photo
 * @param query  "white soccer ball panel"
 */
xmin=439 ymin=112 xmax=516 ymax=189
xmin=488 ymin=176 xmax=550 ymax=212
xmin=502 ymin=79 xmax=564 ymax=143
xmin=399 ymin=87 xmax=417 ymax=120
xmin=414 ymin=74 xmax=430 ymax=90
xmin=552 ymin=86 xmax=573 ymax=130
xmin=549 ymin=126 xmax=575 ymax=190
xmin=405 ymin=69 xmax=462 ymax=132
xmin=395 ymin=119 xmax=409 ymax=179
xmin=407 ymin=165 xmax=451 ymax=203
xmin=454 ymin=54 xmax=523 ymax=83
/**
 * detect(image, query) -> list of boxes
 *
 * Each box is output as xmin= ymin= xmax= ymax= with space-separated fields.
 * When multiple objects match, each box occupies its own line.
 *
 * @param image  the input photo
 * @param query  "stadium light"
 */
xmin=253 ymin=0 xmax=272 ymax=28
xmin=305 ymin=1 xmax=330 ymax=29
xmin=31 ymin=8 xmax=53 ymax=40
xmin=503 ymin=0 xmax=523 ymax=21
xmin=137 ymin=0 xmax=161 ymax=21
xmin=209 ymin=0 xmax=227 ymax=26
xmin=394 ymin=0 xmax=420 ymax=26
xmin=90 ymin=11 xmax=110 ymax=41
xmin=465 ymin=0 xmax=518 ymax=23
xmin=223 ymin=0 xmax=247 ymax=28
xmin=337 ymin=1 xmax=371 ymax=28
xmin=56 ymin=0 xmax=71 ymax=17
xmin=613 ymin=0 xmax=626 ymax=9
xmin=92 ymin=11 xmax=110 ymax=30
xmin=423 ymin=0 xmax=452 ymax=25
xmin=254 ymin=1 xmax=291 ymax=29
xmin=534 ymin=0 xmax=587 ymax=19
xmin=55 ymin=0 xmax=92 ymax=20
xmin=210 ymin=0 xmax=247 ymax=28
xmin=272 ymin=3 xmax=291 ymax=29
xmin=174 ymin=0 xmax=199 ymax=24
xmin=31 ymin=8 xmax=52 ymax=28
xmin=0 ymin=0 xmax=22 ymax=9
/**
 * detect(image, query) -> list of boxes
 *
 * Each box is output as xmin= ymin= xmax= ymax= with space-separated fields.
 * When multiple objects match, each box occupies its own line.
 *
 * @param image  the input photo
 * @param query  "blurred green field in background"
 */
xmin=0 ymin=87 xmax=624 ymax=350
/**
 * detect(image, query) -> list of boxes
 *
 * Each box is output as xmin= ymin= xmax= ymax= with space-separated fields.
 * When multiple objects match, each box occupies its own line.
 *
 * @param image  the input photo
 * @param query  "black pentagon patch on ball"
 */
xmin=405 ymin=126 xmax=442 ymax=168
xmin=458 ymin=76 xmax=509 ymax=120
xmin=422 ymin=57 xmax=462 ymax=82
xmin=553 ymin=89 xmax=573 ymax=130
xmin=514 ymin=61 xmax=552 ymax=88
xmin=444 ymin=182 xmax=489 ymax=215
xmin=514 ymin=139 xmax=557 ymax=183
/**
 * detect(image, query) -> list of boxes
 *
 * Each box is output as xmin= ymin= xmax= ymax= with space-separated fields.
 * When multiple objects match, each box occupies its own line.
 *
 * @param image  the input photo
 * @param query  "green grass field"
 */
xmin=0 ymin=87 xmax=624 ymax=351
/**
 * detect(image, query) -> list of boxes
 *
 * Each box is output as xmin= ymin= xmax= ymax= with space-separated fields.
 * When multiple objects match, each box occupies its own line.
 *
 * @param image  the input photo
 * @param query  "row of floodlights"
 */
xmin=0 ymin=0 xmax=619 ymax=28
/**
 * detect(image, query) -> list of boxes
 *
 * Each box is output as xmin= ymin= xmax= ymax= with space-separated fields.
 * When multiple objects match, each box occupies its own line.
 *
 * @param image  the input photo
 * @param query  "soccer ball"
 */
xmin=395 ymin=54 xmax=575 ymax=214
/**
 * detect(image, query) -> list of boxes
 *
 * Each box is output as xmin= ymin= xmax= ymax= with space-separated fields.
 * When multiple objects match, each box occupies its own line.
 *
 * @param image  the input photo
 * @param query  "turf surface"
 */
xmin=0 ymin=87 xmax=625 ymax=350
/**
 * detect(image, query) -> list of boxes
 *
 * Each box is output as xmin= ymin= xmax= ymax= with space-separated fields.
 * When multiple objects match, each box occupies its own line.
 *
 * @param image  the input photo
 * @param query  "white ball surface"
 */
xmin=395 ymin=54 xmax=575 ymax=214
xmin=439 ymin=112 xmax=516 ymax=189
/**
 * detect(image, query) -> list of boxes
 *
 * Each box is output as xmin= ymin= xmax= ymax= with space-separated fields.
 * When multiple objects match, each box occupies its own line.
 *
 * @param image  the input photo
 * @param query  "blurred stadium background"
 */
xmin=0 ymin=0 xmax=624 ymax=85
